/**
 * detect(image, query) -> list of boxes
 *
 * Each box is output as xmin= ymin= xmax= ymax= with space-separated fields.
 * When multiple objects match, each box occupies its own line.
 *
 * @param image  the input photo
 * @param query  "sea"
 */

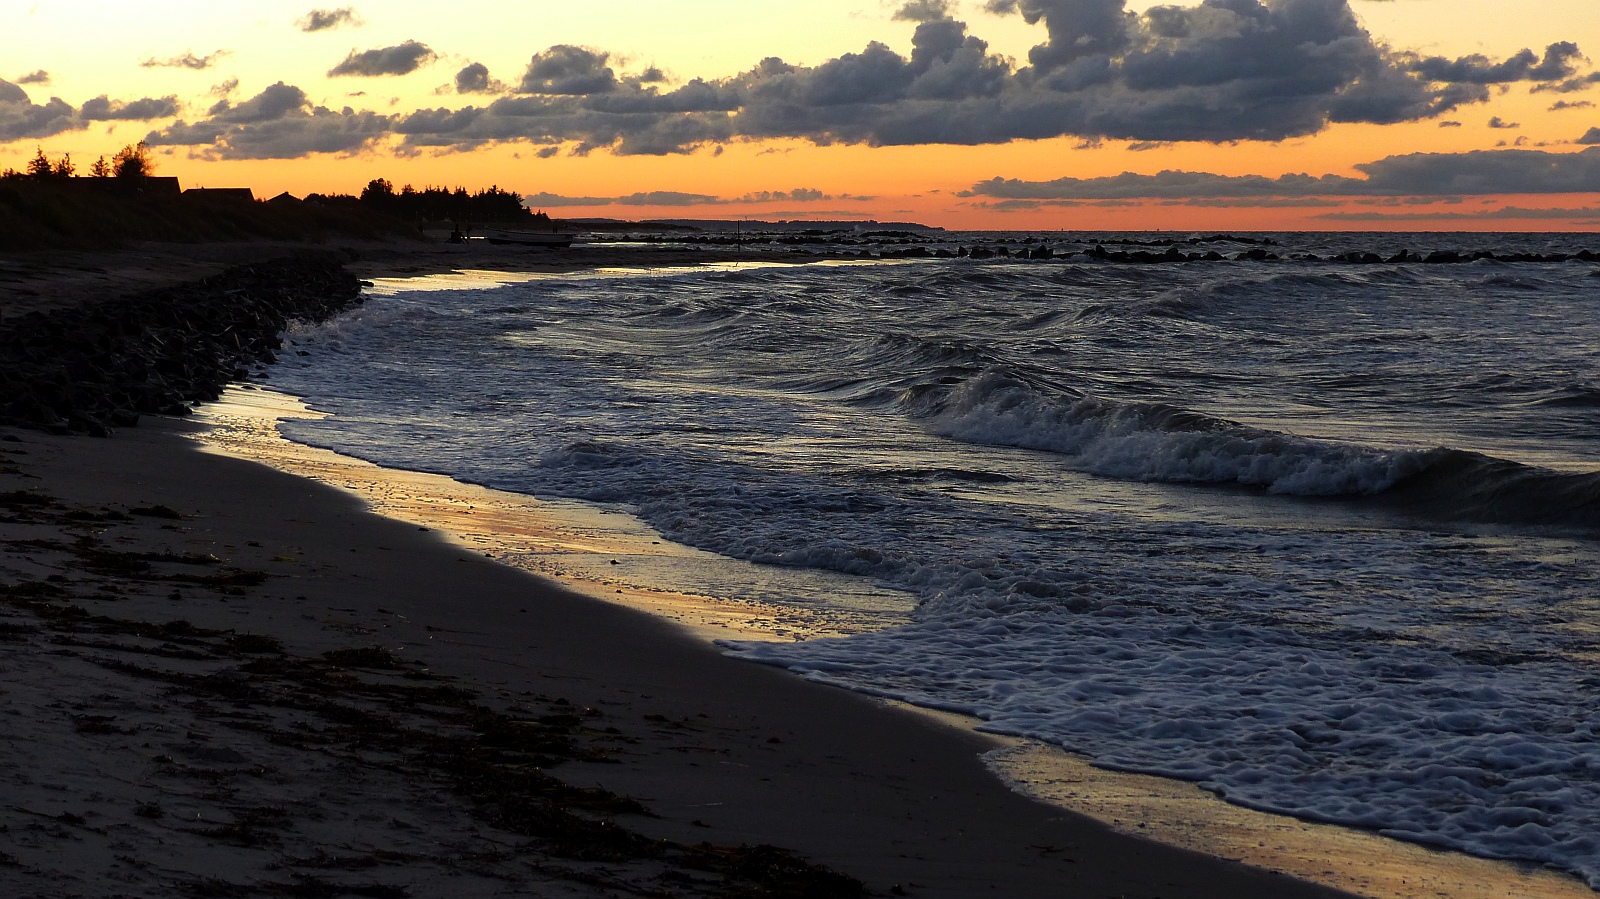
xmin=264 ymin=231 xmax=1600 ymax=886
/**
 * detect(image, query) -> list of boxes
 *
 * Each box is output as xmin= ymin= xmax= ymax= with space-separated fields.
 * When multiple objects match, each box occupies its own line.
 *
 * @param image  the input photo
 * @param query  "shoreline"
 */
xmin=0 ymin=411 xmax=1354 ymax=898
xmin=200 ymin=384 xmax=1596 ymax=899
xmin=0 ymin=242 xmax=1592 ymax=895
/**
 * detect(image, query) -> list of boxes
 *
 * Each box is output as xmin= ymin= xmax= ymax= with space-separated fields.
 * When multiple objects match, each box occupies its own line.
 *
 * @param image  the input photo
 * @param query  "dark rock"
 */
xmin=0 ymin=252 xmax=361 ymax=437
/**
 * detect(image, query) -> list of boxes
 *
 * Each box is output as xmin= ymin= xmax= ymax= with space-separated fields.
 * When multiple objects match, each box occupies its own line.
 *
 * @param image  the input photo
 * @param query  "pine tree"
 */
xmin=26 ymin=147 xmax=52 ymax=178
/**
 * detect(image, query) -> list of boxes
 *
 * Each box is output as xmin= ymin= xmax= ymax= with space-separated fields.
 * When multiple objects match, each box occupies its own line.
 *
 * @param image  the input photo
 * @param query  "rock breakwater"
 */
xmin=0 ymin=252 xmax=362 ymax=436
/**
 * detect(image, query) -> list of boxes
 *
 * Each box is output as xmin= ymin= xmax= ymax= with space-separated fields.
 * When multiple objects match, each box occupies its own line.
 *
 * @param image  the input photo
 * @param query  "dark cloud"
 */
xmin=1551 ymin=99 xmax=1593 ymax=111
xmin=0 ymin=78 xmax=77 ymax=141
xmin=519 ymin=46 xmax=617 ymax=95
xmin=1165 ymin=197 xmax=1344 ymax=208
xmin=1355 ymin=148 xmax=1600 ymax=194
xmin=523 ymin=191 xmax=614 ymax=207
xmin=615 ymin=190 xmax=720 ymax=206
xmin=15 ymin=70 xmax=49 ymax=85
xmin=1578 ymin=127 xmax=1600 ymax=145
xmin=393 ymin=0 xmax=1588 ymax=155
xmin=210 ymin=78 xmax=240 ymax=99
xmin=328 ymin=41 xmax=436 ymax=77
xmin=105 ymin=1 xmax=1600 ymax=162
xmin=739 ymin=188 xmax=828 ymax=202
xmin=454 ymin=62 xmax=506 ymax=94
xmin=965 ymin=169 xmax=1372 ymax=200
xmin=1317 ymin=205 xmax=1600 ymax=222
xmin=298 ymin=7 xmax=362 ymax=32
xmin=0 ymin=79 xmax=177 ymax=142
xmin=962 ymin=148 xmax=1600 ymax=199
xmin=79 ymin=95 xmax=180 ymax=121
xmin=140 ymin=50 xmax=229 ymax=70
xmin=1439 ymin=120 xmax=1462 ymax=127
xmin=1488 ymin=116 xmax=1518 ymax=129
xmin=522 ymin=187 xmax=841 ymax=207
xmin=895 ymin=0 xmax=953 ymax=22
xmin=1401 ymin=42 xmax=1582 ymax=84
xmin=1531 ymin=72 xmax=1600 ymax=94
xmin=144 ymin=81 xmax=392 ymax=159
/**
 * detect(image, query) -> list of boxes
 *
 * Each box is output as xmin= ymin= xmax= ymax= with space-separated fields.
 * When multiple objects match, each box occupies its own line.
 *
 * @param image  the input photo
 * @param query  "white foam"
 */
xmin=930 ymin=372 xmax=1436 ymax=496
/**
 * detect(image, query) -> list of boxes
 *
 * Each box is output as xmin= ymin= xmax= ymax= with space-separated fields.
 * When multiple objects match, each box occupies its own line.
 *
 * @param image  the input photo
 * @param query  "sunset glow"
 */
xmin=5 ymin=0 xmax=1599 ymax=229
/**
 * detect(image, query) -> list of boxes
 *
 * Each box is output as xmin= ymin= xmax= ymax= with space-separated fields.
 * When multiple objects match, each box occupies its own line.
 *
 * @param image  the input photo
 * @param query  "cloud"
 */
xmin=519 ymin=45 xmax=618 ymax=95
xmin=0 ymin=78 xmax=77 ymax=141
xmin=962 ymin=147 xmax=1600 ymax=200
xmin=522 ymin=187 xmax=844 ymax=207
xmin=527 ymin=190 xmax=720 ymax=206
xmin=523 ymin=191 xmax=615 ymax=207
xmin=1164 ymin=197 xmax=1344 ymax=208
xmin=1578 ymin=127 xmax=1600 ymax=145
xmin=1488 ymin=116 xmax=1518 ymax=129
xmin=103 ymin=1 xmax=1600 ymax=161
xmin=1317 ymin=205 xmax=1600 ymax=222
xmin=895 ymin=0 xmax=954 ymax=22
xmin=1355 ymin=147 xmax=1600 ymax=193
xmin=1438 ymin=120 xmax=1462 ymax=127
xmin=0 ymin=78 xmax=177 ymax=142
xmin=389 ymin=0 xmax=1590 ymax=156
xmin=15 ymin=70 xmax=48 ymax=85
xmin=298 ymin=7 xmax=362 ymax=32
xmin=79 ymin=94 xmax=180 ymax=121
xmin=614 ymin=190 xmax=721 ymax=206
xmin=209 ymin=78 xmax=240 ymax=99
xmin=1400 ymin=42 xmax=1582 ymax=84
xmin=141 ymin=50 xmax=230 ymax=70
xmin=454 ymin=62 xmax=506 ymax=94
xmin=1551 ymin=100 xmax=1594 ymax=111
xmin=738 ymin=188 xmax=829 ymax=202
xmin=1532 ymin=72 xmax=1600 ymax=94
xmin=328 ymin=40 xmax=436 ymax=77
xmin=144 ymin=81 xmax=393 ymax=159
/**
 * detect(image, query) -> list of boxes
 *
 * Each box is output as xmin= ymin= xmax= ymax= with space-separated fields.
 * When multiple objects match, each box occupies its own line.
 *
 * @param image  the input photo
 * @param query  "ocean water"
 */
xmin=267 ymin=232 xmax=1600 ymax=885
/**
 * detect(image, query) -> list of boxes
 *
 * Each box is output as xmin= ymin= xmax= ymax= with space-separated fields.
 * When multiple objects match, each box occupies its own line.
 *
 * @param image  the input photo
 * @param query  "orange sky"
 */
xmin=3 ymin=0 xmax=1599 ymax=230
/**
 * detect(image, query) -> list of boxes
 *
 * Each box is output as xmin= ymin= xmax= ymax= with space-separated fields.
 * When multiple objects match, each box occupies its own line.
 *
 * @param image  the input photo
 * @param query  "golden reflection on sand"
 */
xmin=192 ymin=385 xmax=905 ymax=643
xmin=193 ymin=385 xmax=1594 ymax=899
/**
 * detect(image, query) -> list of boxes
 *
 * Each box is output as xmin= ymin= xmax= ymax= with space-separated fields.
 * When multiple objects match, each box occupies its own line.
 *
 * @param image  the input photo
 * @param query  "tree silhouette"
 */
xmin=350 ymin=178 xmax=529 ymax=222
xmin=24 ymin=147 xmax=74 ymax=179
xmin=112 ymin=142 xmax=154 ymax=179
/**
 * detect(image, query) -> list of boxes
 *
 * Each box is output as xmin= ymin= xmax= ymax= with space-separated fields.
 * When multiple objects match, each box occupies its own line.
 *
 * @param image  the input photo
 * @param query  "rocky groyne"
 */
xmin=0 ymin=253 xmax=363 ymax=436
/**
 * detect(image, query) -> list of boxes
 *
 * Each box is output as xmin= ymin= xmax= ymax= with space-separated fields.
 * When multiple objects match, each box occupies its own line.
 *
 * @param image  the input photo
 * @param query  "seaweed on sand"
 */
xmin=0 ymin=486 xmax=865 ymax=898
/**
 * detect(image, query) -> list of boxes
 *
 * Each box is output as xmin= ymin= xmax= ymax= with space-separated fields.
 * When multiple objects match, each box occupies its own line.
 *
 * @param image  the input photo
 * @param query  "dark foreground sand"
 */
xmin=0 ymin=418 xmax=1359 ymax=897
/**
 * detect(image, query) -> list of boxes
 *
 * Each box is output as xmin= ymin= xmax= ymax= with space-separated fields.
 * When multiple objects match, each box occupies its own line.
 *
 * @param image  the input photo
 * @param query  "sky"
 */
xmin=4 ymin=0 xmax=1600 ymax=230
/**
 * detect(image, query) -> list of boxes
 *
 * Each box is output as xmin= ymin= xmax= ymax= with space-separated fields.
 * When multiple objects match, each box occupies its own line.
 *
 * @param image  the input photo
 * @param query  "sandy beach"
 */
xmin=0 ymin=239 xmax=1592 ymax=898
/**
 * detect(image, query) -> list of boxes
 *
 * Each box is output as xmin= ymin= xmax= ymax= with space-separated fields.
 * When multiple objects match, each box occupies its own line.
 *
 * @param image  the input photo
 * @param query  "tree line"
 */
xmin=2 ymin=142 xmax=154 ymax=180
xmin=302 ymin=179 xmax=534 ymax=223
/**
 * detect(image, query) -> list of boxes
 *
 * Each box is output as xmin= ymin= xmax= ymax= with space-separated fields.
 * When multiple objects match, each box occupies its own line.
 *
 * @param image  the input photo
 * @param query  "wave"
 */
xmin=925 ymin=373 xmax=1600 ymax=529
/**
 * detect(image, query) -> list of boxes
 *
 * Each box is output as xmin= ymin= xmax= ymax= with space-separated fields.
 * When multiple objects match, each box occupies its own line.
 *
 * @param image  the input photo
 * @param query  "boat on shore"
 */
xmin=479 ymin=227 xmax=577 ymax=248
